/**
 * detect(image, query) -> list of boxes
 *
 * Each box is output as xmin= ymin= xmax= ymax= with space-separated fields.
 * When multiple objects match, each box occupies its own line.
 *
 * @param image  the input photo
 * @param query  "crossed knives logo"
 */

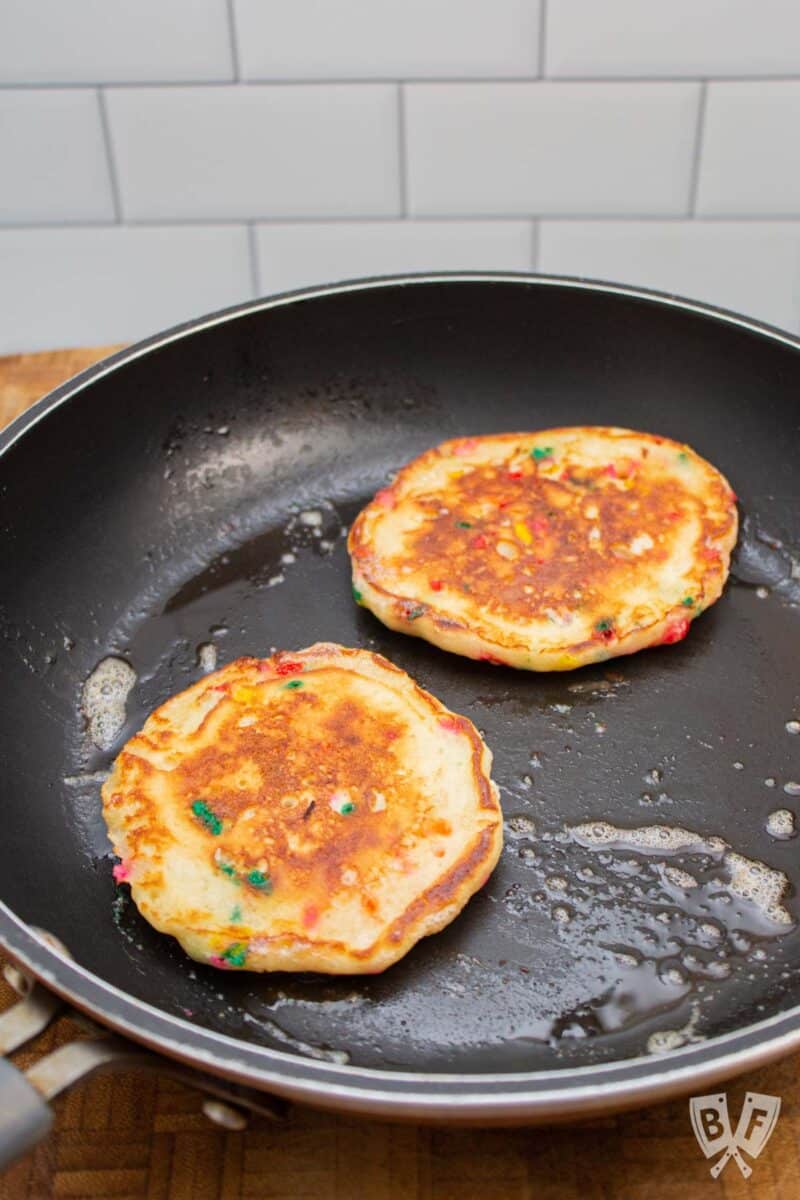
xmin=690 ymin=1092 xmax=781 ymax=1179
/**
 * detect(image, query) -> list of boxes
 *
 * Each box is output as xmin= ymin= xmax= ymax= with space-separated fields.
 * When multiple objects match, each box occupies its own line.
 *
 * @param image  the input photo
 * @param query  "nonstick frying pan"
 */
xmin=1 ymin=273 xmax=800 ymax=1161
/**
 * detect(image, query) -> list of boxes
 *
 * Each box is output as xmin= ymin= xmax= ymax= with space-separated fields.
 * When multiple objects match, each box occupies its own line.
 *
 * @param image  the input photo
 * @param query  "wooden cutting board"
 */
xmin=1 ymin=348 xmax=798 ymax=1199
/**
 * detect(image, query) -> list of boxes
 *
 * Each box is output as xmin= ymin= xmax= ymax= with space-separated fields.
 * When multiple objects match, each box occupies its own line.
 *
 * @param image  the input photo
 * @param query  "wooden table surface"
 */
xmin=1 ymin=347 xmax=799 ymax=1200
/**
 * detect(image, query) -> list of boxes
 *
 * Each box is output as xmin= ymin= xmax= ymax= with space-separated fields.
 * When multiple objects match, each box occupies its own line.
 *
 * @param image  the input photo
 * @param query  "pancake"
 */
xmin=348 ymin=427 xmax=738 ymax=671
xmin=101 ymin=643 xmax=502 ymax=974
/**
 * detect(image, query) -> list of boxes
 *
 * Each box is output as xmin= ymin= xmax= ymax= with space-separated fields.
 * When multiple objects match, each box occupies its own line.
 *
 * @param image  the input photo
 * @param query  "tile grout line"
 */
xmin=688 ymin=81 xmax=709 ymax=216
xmin=3 ymin=74 xmax=800 ymax=88
xmin=3 ymin=214 xmax=800 ymax=233
xmin=537 ymin=0 xmax=548 ymax=78
xmin=96 ymin=87 xmax=123 ymax=222
xmin=225 ymin=0 xmax=242 ymax=82
xmin=247 ymin=222 xmax=261 ymax=296
xmin=397 ymin=83 xmax=409 ymax=218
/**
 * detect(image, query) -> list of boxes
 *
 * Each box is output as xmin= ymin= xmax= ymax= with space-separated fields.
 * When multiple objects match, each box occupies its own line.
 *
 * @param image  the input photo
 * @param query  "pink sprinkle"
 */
xmin=662 ymin=616 xmax=691 ymax=645
xmin=530 ymin=517 xmax=548 ymax=533
xmin=478 ymin=652 xmax=505 ymax=666
xmin=375 ymin=488 xmax=396 ymax=509
xmin=208 ymin=955 xmax=231 ymax=970
xmin=303 ymin=905 xmax=319 ymax=929
xmin=112 ymin=860 xmax=131 ymax=883
xmin=181 ymin=1007 xmax=194 ymax=1018
xmin=605 ymin=463 xmax=618 ymax=478
xmin=438 ymin=716 xmax=461 ymax=733
xmin=453 ymin=438 xmax=479 ymax=457
xmin=470 ymin=533 xmax=488 ymax=550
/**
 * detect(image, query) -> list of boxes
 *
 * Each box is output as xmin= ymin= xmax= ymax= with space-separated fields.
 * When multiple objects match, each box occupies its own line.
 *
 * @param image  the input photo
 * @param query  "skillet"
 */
xmin=1 ymin=273 xmax=799 ymax=1159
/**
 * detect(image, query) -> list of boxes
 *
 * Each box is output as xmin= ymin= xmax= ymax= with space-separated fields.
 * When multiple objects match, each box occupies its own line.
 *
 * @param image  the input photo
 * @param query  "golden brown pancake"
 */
xmin=349 ymin=428 xmax=738 ymax=670
xmin=101 ymin=644 xmax=502 ymax=973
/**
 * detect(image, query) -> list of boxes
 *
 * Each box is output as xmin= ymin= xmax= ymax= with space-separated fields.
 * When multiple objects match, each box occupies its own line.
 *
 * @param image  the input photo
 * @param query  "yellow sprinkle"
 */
xmin=513 ymin=520 xmax=533 ymax=545
xmin=554 ymin=654 xmax=579 ymax=670
xmin=232 ymin=685 xmax=261 ymax=705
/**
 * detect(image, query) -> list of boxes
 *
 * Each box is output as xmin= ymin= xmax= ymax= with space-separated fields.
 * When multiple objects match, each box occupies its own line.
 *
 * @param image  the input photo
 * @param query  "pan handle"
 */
xmin=0 ymin=965 xmax=287 ymax=1170
xmin=0 ymin=1055 xmax=53 ymax=1170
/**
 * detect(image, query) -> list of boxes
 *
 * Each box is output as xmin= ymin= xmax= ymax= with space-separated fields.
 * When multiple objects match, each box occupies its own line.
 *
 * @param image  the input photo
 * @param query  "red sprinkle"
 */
xmin=478 ymin=652 xmax=505 ymax=665
xmin=303 ymin=905 xmax=319 ymax=929
xmin=275 ymin=660 xmax=304 ymax=677
xmin=374 ymin=488 xmax=396 ymax=509
xmin=702 ymin=547 xmax=722 ymax=563
xmin=497 ymin=497 xmax=513 ymax=509
xmin=453 ymin=438 xmax=479 ymax=457
xmin=592 ymin=628 xmax=615 ymax=643
xmin=605 ymin=463 xmax=618 ymax=478
xmin=429 ymin=579 xmax=444 ymax=591
xmin=530 ymin=517 xmax=548 ymax=533
xmin=729 ymin=490 xmax=738 ymax=503
xmin=211 ymin=683 xmax=230 ymax=693
xmin=470 ymin=533 xmax=488 ymax=550
xmin=438 ymin=716 xmax=461 ymax=732
xmin=208 ymin=955 xmax=231 ymax=970
xmin=662 ymin=616 xmax=691 ymax=645
xmin=112 ymin=860 xmax=131 ymax=883
xmin=508 ymin=468 xmax=523 ymax=480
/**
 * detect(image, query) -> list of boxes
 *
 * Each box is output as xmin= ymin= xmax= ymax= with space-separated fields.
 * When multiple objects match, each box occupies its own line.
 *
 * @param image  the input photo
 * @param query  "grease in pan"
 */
xmin=101 ymin=643 xmax=502 ymax=974
xmin=349 ymin=427 xmax=738 ymax=670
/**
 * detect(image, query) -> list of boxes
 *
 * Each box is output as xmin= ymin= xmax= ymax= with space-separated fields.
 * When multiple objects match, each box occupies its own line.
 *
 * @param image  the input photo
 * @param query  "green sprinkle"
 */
xmin=218 ymin=860 xmax=236 ymax=878
xmin=456 ymin=520 xmax=472 ymax=529
xmin=681 ymin=596 xmax=695 ymax=607
xmin=352 ymin=586 xmax=363 ymax=603
xmin=284 ymin=679 xmax=303 ymax=689
xmin=221 ymin=942 xmax=247 ymax=967
xmin=246 ymin=869 xmax=272 ymax=892
xmin=230 ymin=905 xmax=242 ymax=924
xmin=407 ymin=606 xmax=426 ymax=620
xmin=191 ymin=799 xmax=222 ymax=836
xmin=677 ymin=451 xmax=689 ymax=463
xmin=340 ymin=801 xmax=356 ymax=815
xmin=531 ymin=446 xmax=554 ymax=461
xmin=595 ymin=618 xmax=613 ymax=632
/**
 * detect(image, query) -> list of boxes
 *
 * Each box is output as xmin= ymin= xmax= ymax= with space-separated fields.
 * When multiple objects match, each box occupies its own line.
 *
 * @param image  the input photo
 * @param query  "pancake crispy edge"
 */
xmin=101 ymin=643 xmax=502 ymax=974
xmin=348 ymin=427 xmax=738 ymax=671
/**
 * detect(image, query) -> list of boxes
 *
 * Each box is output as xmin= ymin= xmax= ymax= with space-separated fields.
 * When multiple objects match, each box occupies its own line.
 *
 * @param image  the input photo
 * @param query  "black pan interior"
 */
xmin=2 ymin=277 xmax=800 ymax=1074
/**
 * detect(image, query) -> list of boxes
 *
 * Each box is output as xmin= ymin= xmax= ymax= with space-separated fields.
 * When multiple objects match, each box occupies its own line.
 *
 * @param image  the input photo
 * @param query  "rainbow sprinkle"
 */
xmin=246 ymin=869 xmax=272 ymax=892
xmin=221 ymin=942 xmax=247 ymax=967
xmin=192 ymin=799 xmax=222 ymax=836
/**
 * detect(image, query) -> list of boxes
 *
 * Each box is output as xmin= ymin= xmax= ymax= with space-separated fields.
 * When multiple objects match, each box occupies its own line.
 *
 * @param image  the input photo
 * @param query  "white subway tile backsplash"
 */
xmin=254 ymin=220 xmax=533 ymax=294
xmin=697 ymin=82 xmax=800 ymax=216
xmin=538 ymin=220 xmax=800 ymax=333
xmin=0 ymin=90 xmax=114 ymax=223
xmin=546 ymin=0 xmax=800 ymax=78
xmin=105 ymin=85 xmax=400 ymax=220
xmin=0 ymin=0 xmax=233 ymax=83
xmin=405 ymin=82 xmax=700 ymax=216
xmin=0 ymin=225 xmax=252 ymax=353
xmin=235 ymin=0 xmax=540 ymax=81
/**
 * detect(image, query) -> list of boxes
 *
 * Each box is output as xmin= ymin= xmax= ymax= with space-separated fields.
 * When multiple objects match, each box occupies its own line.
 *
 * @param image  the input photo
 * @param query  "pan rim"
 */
xmin=2 ymin=269 xmax=800 ymax=1116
